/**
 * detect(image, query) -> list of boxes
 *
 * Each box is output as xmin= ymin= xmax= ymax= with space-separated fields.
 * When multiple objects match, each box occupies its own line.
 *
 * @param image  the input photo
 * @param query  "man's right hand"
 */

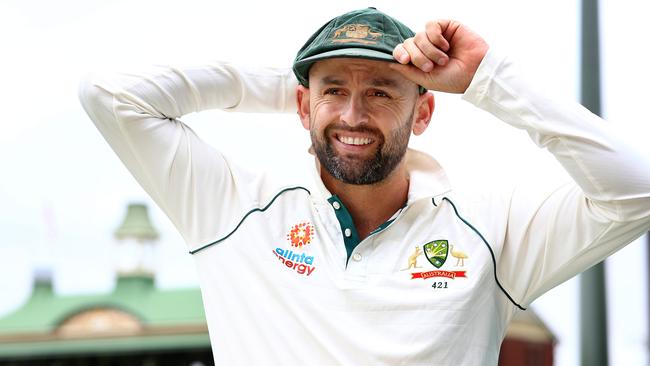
xmin=391 ymin=20 xmax=489 ymax=94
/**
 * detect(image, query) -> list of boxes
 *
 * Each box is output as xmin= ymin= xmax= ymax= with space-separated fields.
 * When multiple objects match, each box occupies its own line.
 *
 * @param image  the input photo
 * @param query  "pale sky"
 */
xmin=0 ymin=1 xmax=648 ymax=365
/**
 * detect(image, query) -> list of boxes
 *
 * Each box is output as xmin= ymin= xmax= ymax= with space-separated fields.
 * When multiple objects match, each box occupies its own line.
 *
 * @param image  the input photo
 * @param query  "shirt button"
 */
xmin=332 ymin=201 xmax=341 ymax=210
xmin=344 ymin=228 xmax=352 ymax=237
xmin=352 ymin=253 xmax=362 ymax=262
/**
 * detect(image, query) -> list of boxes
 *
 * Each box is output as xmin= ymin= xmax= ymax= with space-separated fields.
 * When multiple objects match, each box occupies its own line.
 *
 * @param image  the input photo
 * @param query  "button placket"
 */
xmin=327 ymin=196 xmax=361 ymax=264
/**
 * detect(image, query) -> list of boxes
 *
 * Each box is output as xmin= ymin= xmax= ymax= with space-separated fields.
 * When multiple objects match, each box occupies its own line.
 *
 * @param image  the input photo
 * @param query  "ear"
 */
xmin=296 ymin=85 xmax=311 ymax=130
xmin=412 ymin=92 xmax=434 ymax=136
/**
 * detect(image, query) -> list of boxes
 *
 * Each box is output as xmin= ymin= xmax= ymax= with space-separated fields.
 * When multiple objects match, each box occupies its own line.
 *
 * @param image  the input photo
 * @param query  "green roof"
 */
xmin=0 ymin=275 xmax=209 ymax=359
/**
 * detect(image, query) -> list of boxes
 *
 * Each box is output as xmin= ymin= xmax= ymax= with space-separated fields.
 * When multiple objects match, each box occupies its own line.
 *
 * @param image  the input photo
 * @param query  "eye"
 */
xmin=369 ymin=90 xmax=390 ymax=98
xmin=324 ymin=88 xmax=345 ymax=96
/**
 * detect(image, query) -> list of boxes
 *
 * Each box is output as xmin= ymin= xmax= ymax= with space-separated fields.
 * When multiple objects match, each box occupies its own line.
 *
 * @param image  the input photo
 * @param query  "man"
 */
xmin=79 ymin=7 xmax=650 ymax=365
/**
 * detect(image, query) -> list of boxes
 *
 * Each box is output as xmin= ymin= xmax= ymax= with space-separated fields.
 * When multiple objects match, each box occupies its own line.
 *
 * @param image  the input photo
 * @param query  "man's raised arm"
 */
xmin=392 ymin=19 xmax=650 ymax=307
xmin=79 ymin=63 xmax=297 ymax=249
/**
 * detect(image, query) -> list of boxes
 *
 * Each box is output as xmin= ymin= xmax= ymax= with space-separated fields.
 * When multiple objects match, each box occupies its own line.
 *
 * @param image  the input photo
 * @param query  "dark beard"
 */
xmin=311 ymin=115 xmax=412 ymax=185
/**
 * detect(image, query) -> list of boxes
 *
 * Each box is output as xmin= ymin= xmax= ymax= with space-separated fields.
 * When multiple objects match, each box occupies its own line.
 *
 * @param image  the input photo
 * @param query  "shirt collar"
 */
xmin=309 ymin=148 xmax=452 ymax=204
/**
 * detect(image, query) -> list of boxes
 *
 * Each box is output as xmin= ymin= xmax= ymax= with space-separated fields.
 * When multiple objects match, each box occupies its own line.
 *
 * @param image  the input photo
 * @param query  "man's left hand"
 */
xmin=391 ymin=20 xmax=489 ymax=94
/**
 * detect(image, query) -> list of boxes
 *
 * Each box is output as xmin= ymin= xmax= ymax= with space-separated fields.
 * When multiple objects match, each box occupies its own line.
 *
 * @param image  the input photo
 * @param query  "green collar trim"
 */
xmin=370 ymin=218 xmax=395 ymax=235
xmin=327 ymin=195 xmax=403 ymax=264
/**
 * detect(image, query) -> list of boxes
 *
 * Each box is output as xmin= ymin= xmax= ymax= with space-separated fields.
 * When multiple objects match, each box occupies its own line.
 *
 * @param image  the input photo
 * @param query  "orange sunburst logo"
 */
xmin=287 ymin=221 xmax=314 ymax=248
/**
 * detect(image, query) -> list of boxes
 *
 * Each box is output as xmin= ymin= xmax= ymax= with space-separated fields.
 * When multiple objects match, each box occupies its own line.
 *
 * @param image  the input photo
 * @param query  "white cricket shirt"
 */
xmin=79 ymin=49 xmax=650 ymax=365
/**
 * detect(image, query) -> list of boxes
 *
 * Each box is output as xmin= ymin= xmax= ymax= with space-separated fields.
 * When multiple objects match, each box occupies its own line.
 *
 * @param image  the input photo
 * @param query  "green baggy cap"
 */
xmin=293 ymin=7 xmax=427 ymax=94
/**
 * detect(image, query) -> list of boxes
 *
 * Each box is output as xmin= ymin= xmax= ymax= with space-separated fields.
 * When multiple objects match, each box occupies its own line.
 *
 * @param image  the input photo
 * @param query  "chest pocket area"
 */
xmin=374 ymin=197 xmax=525 ymax=312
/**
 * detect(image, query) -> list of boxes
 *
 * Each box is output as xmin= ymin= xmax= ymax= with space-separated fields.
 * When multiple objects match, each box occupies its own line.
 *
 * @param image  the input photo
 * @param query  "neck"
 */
xmin=321 ymin=162 xmax=409 ymax=241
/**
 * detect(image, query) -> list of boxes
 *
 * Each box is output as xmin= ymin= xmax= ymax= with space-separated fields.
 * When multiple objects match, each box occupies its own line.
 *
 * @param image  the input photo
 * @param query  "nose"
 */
xmin=340 ymin=94 xmax=369 ymax=127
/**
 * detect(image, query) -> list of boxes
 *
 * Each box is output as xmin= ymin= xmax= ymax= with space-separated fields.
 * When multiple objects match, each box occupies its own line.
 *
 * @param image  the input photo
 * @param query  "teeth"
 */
xmin=339 ymin=136 xmax=372 ymax=145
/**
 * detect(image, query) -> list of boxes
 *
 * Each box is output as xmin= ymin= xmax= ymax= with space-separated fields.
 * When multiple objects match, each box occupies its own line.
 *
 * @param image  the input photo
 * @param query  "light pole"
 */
xmin=579 ymin=0 xmax=608 ymax=365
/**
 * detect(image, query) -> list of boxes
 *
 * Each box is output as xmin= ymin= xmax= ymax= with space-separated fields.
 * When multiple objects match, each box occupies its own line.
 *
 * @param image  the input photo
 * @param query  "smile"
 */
xmin=337 ymin=135 xmax=374 ymax=146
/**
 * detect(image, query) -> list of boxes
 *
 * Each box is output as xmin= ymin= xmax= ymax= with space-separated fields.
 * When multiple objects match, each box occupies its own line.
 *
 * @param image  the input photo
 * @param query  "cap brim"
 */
xmin=296 ymin=47 xmax=396 ymax=67
xmin=293 ymin=47 xmax=427 ymax=94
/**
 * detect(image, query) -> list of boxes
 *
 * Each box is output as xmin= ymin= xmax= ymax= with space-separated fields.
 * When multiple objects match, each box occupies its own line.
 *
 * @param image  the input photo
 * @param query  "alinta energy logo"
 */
xmin=287 ymin=221 xmax=314 ymax=248
xmin=273 ymin=221 xmax=316 ymax=277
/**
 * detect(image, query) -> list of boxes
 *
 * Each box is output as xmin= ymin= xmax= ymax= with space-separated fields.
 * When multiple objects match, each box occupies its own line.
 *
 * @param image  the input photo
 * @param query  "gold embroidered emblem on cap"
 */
xmin=332 ymin=24 xmax=382 ymax=44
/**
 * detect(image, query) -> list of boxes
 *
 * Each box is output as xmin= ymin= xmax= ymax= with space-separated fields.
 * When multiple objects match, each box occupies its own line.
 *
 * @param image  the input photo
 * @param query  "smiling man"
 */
xmin=79 ymin=7 xmax=650 ymax=365
xmin=305 ymin=60 xmax=420 ymax=187
xmin=298 ymin=57 xmax=431 ymax=240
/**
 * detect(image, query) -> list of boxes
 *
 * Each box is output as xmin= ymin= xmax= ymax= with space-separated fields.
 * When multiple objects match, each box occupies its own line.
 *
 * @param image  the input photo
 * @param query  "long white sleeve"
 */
xmin=462 ymin=49 xmax=650 ymax=306
xmin=79 ymin=63 xmax=298 ymax=249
